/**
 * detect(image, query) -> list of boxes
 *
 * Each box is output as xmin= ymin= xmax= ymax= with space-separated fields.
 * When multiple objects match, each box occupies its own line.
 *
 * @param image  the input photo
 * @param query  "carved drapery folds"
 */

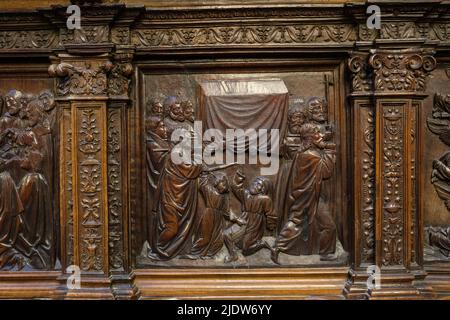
xmin=426 ymin=93 xmax=450 ymax=260
xmin=0 ymin=90 xmax=58 ymax=271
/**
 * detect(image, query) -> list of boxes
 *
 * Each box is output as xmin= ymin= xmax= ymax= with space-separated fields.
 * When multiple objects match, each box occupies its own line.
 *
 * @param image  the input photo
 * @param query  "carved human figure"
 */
xmin=146 ymin=116 xmax=170 ymax=192
xmin=147 ymin=130 xmax=204 ymax=260
xmin=274 ymin=101 xmax=306 ymax=232
xmin=0 ymin=90 xmax=24 ymax=134
xmin=223 ymin=169 xmax=275 ymax=263
xmin=163 ymin=96 xmax=187 ymax=137
xmin=188 ymin=172 xmax=230 ymax=258
xmin=181 ymin=100 xmax=195 ymax=123
xmin=272 ymin=123 xmax=337 ymax=263
xmin=146 ymin=115 xmax=170 ymax=247
xmin=0 ymin=171 xmax=26 ymax=270
xmin=0 ymin=90 xmax=56 ymax=270
xmin=427 ymin=226 xmax=450 ymax=257
xmin=12 ymin=103 xmax=55 ymax=269
xmin=147 ymin=100 xmax=164 ymax=118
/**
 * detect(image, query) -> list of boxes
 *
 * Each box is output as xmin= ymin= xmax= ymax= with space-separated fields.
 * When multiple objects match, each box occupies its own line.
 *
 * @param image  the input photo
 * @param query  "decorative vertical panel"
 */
xmin=108 ymin=106 xmax=124 ymax=271
xmin=76 ymin=106 xmax=108 ymax=272
xmin=377 ymin=102 xmax=405 ymax=267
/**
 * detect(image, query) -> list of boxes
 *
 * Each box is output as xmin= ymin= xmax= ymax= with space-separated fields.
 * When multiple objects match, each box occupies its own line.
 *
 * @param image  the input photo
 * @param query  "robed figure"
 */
xmin=189 ymin=172 xmax=230 ymax=258
xmin=272 ymin=123 xmax=336 ymax=262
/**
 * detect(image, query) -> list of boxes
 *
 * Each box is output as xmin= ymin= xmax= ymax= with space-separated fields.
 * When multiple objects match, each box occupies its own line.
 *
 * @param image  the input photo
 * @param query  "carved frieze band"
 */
xmin=4 ymin=18 xmax=450 ymax=51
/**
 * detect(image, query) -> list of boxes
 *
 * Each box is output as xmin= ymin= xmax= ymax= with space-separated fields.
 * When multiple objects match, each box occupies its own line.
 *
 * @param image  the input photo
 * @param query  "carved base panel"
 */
xmin=133 ymin=267 xmax=348 ymax=300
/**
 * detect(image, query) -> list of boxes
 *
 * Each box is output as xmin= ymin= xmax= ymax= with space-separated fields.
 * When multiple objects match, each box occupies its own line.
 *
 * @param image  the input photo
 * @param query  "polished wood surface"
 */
xmin=0 ymin=0 xmax=449 ymax=299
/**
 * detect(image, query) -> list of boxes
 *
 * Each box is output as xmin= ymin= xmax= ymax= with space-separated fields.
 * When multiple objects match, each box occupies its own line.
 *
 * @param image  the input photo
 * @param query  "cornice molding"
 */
xmin=1 ymin=2 xmax=450 ymax=54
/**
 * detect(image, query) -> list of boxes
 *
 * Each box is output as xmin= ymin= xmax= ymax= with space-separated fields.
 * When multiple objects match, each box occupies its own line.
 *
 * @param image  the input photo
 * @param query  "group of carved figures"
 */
xmin=0 ymin=90 xmax=56 ymax=270
xmin=145 ymin=94 xmax=338 ymax=264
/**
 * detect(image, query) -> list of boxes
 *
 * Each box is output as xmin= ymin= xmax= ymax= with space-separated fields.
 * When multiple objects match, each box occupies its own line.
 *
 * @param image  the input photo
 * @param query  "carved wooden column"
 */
xmin=346 ymin=48 xmax=436 ymax=299
xmin=47 ymin=9 xmax=136 ymax=297
xmin=369 ymin=48 xmax=436 ymax=298
xmin=345 ymin=51 xmax=376 ymax=299
xmin=49 ymin=51 xmax=114 ymax=298
xmin=106 ymin=48 xmax=137 ymax=299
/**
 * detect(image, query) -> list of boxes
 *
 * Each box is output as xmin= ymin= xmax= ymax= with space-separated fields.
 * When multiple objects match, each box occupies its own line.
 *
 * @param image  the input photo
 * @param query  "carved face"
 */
xmin=26 ymin=103 xmax=41 ymax=127
xmin=250 ymin=178 xmax=264 ymax=195
xmin=215 ymin=176 xmax=229 ymax=194
xmin=5 ymin=91 xmax=22 ymax=116
xmin=39 ymin=91 xmax=55 ymax=112
xmin=169 ymin=103 xmax=185 ymax=122
xmin=152 ymin=102 xmax=163 ymax=116
xmin=155 ymin=121 xmax=168 ymax=140
xmin=183 ymin=101 xmax=194 ymax=122
xmin=288 ymin=110 xmax=305 ymax=134
xmin=308 ymin=99 xmax=326 ymax=123
xmin=312 ymin=127 xmax=325 ymax=147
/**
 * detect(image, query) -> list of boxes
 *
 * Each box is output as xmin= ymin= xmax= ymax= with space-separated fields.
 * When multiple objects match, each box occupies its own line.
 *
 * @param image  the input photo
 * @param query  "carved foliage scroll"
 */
xmin=77 ymin=107 xmax=106 ymax=272
xmin=131 ymin=25 xmax=357 ymax=48
xmin=108 ymin=106 xmax=124 ymax=271
xmin=380 ymin=105 xmax=405 ymax=266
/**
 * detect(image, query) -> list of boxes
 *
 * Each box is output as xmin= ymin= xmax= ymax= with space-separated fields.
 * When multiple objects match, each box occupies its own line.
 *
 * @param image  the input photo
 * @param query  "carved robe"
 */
xmin=231 ymin=181 xmax=272 ymax=256
xmin=0 ymin=172 xmax=24 ymax=269
xmin=149 ymin=159 xmax=202 ymax=260
xmin=146 ymin=131 xmax=170 ymax=247
xmin=14 ymin=129 xmax=55 ymax=269
xmin=190 ymin=175 xmax=229 ymax=257
xmin=275 ymin=146 xmax=336 ymax=255
xmin=146 ymin=131 xmax=170 ymax=193
xmin=429 ymin=227 xmax=450 ymax=257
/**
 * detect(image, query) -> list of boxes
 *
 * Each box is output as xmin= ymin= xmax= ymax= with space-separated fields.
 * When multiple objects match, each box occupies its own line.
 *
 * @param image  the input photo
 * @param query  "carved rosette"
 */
xmin=369 ymin=49 xmax=436 ymax=92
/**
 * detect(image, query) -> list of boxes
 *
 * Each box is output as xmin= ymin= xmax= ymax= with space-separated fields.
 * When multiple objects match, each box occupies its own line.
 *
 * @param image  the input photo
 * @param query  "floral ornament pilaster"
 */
xmin=370 ymin=49 xmax=436 ymax=270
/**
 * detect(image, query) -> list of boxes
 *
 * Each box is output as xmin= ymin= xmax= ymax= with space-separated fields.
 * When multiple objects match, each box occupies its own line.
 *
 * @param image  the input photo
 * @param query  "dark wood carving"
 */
xmin=426 ymin=93 xmax=450 ymax=261
xmin=141 ymin=80 xmax=341 ymax=267
xmin=0 ymin=0 xmax=450 ymax=300
xmin=0 ymin=90 xmax=57 ymax=270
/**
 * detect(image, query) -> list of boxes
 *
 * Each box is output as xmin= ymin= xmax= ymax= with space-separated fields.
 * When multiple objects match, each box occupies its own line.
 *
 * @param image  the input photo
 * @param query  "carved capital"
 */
xmin=108 ymin=52 xmax=134 ymax=99
xmin=348 ymin=52 xmax=373 ymax=94
xmin=49 ymin=57 xmax=113 ymax=97
xmin=369 ymin=49 xmax=436 ymax=93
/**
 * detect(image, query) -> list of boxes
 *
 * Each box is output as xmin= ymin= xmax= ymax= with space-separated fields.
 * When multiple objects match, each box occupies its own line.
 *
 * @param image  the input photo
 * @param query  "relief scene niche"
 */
xmin=137 ymin=69 xmax=349 ymax=267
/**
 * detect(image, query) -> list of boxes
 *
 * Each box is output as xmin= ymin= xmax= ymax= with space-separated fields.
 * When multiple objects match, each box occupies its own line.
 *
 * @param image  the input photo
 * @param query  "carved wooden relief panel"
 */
xmin=131 ymin=64 xmax=349 ymax=269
